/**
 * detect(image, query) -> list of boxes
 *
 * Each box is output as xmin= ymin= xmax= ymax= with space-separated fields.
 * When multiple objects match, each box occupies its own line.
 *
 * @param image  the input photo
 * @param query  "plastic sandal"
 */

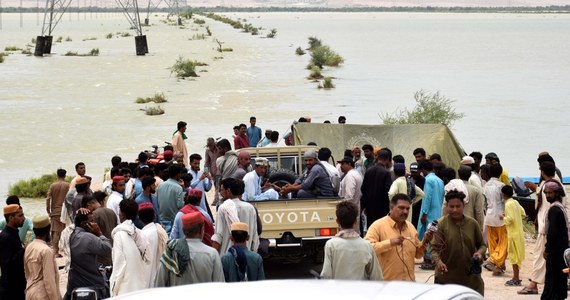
xmin=517 ymin=287 xmax=538 ymax=294
xmin=505 ymin=279 xmax=522 ymax=286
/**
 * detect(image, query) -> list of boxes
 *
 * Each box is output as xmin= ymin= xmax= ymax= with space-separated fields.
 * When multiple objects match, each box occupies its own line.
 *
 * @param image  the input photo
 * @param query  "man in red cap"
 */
xmin=155 ymin=212 xmax=224 ymax=287
xmin=106 ymin=176 xmax=126 ymax=220
xmin=0 ymin=204 xmax=26 ymax=300
xmin=170 ymin=189 xmax=214 ymax=246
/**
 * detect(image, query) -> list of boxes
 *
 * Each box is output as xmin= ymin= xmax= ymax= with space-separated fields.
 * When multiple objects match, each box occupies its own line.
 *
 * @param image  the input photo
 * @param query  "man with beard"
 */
xmin=540 ymin=180 xmax=569 ymax=300
xmin=234 ymin=123 xmax=250 ymax=150
xmin=0 ymin=204 xmax=27 ymax=300
xmin=281 ymin=150 xmax=335 ymax=198
xmin=431 ymin=190 xmax=486 ymax=296
xmin=242 ymin=157 xmax=279 ymax=201
xmin=65 ymin=210 xmax=112 ymax=300
xmin=69 ymin=162 xmax=86 ymax=189
xmin=24 ymin=215 xmax=61 ymax=300
xmin=361 ymin=144 xmax=375 ymax=173
xmin=205 ymin=137 xmax=221 ymax=205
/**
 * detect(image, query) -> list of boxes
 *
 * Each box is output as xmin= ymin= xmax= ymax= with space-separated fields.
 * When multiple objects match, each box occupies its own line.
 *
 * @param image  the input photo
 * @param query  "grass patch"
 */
xmin=295 ymin=47 xmax=306 ymax=55
xmin=308 ymin=36 xmax=322 ymax=51
xmin=221 ymin=47 xmax=233 ymax=52
xmin=120 ymin=32 xmax=131 ymax=37
xmin=266 ymin=28 xmax=277 ymax=38
xmin=136 ymin=92 xmax=168 ymax=104
xmin=206 ymin=26 xmax=212 ymax=36
xmin=21 ymin=48 xmax=32 ymax=55
xmin=56 ymin=36 xmax=63 ymax=43
xmin=5 ymin=46 xmax=22 ymax=51
xmin=191 ymin=33 xmax=206 ymax=40
xmin=106 ymin=32 xmax=114 ymax=39
xmin=307 ymin=66 xmax=323 ymax=80
xmin=193 ymin=18 xmax=205 ymax=24
xmin=9 ymin=173 xmax=73 ymax=198
xmin=31 ymin=38 xmax=36 ymax=44
xmin=318 ymin=77 xmax=335 ymax=89
xmin=63 ymin=48 xmax=99 ymax=56
xmin=144 ymin=106 xmax=164 ymax=116
xmin=82 ymin=37 xmax=98 ymax=41
xmin=170 ymin=56 xmax=206 ymax=78
xmin=65 ymin=36 xmax=72 ymax=42
xmin=0 ymin=52 xmax=6 ymax=63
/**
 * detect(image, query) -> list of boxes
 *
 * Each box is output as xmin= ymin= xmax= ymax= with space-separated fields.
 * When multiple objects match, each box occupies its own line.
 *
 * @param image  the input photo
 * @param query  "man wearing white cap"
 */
xmin=281 ymin=150 xmax=335 ymax=198
xmin=461 ymin=156 xmax=483 ymax=188
xmin=24 ymin=215 xmax=61 ymax=300
xmin=221 ymin=222 xmax=265 ymax=282
xmin=242 ymin=157 xmax=279 ymax=201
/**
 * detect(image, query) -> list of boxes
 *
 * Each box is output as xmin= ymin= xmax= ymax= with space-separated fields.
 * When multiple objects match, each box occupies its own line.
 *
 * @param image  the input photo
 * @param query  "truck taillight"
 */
xmin=318 ymin=228 xmax=337 ymax=236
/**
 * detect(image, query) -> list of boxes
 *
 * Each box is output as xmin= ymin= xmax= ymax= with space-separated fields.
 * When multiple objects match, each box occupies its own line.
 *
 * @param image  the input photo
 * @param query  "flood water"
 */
xmin=1 ymin=12 xmax=570 ymax=214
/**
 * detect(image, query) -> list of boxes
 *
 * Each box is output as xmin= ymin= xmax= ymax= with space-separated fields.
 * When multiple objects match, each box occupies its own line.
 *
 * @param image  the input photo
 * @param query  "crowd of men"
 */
xmin=1 ymin=116 xmax=568 ymax=299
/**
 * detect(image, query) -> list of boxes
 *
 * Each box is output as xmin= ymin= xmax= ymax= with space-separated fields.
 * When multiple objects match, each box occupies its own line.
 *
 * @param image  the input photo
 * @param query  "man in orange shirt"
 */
xmin=365 ymin=194 xmax=432 ymax=281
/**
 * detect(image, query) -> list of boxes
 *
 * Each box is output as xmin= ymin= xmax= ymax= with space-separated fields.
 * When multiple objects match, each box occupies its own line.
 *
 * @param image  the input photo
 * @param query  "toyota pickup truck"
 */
xmin=237 ymin=145 xmax=341 ymax=263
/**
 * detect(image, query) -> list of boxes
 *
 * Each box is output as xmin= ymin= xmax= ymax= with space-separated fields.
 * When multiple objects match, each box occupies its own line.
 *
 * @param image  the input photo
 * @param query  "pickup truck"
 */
xmin=237 ymin=145 xmax=340 ymax=263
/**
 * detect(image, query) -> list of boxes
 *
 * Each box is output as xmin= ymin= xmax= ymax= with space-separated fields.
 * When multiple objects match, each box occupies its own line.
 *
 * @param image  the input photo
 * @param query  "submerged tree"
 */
xmin=380 ymin=90 xmax=464 ymax=127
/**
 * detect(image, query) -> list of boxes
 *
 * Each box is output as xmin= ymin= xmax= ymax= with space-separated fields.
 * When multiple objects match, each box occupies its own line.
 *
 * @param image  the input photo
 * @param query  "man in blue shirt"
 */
xmin=221 ymin=222 xmax=265 ymax=282
xmin=157 ymin=164 xmax=185 ymax=234
xmin=246 ymin=116 xmax=262 ymax=147
xmin=135 ymin=177 xmax=160 ymax=224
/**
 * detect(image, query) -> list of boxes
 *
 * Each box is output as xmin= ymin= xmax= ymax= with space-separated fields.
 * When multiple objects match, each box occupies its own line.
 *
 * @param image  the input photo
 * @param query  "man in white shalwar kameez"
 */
xmin=110 ymin=199 xmax=150 ymax=296
xmin=139 ymin=202 xmax=168 ymax=288
xmin=212 ymin=178 xmax=259 ymax=255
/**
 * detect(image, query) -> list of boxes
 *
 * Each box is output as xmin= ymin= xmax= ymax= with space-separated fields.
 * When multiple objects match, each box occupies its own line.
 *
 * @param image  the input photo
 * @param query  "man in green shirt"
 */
xmin=431 ymin=190 xmax=486 ymax=296
xmin=221 ymin=222 xmax=265 ymax=282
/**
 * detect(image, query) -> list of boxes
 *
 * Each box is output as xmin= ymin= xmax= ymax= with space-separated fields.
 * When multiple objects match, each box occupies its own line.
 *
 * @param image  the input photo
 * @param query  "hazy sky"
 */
xmin=3 ymin=0 xmax=570 ymax=8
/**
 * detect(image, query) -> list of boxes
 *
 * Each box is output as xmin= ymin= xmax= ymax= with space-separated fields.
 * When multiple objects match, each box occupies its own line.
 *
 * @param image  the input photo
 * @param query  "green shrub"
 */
xmin=21 ymin=48 xmax=32 ymax=55
xmin=31 ymin=38 xmax=36 ymax=44
xmin=308 ymin=36 xmax=322 ymax=51
xmin=319 ymin=77 xmax=335 ymax=89
xmin=120 ymin=32 xmax=131 ymax=37
xmin=9 ymin=173 xmax=73 ymax=198
xmin=295 ymin=47 xmax=306 ymax=55
xmin=221 ymin=47 xmax=233 ymax=52
xmin=87 ymin=48 xmax=99 ymax=56
xmin=64 ymin=51 xmax=78 ymax=56
xmin=193 ymin=18 xmax=205 ymax=25
xmin=4 ymin=46 xmax=22 ymax=51
xmin=106 ymin=33 xmax=114 ymax=39
xmin=145 ymin=106 xmax=165 ymax=116
xmin=56 ymin=36 xmax=63 ymax=43
xmin=309 ymin=45 xmax=344 ymax=69
xmin=380 ymin=90 xmax=465 ymax=127
xmin=65 ymin=36 xmax=72 ymax=42
xmin=0 ymin=53 xmax=5 ymax=63
xmin=206 ymin=26 xmax=212 ymax=36
xmin=170 ymin=56 xmax=202 ymax=78
xmin=308 ymin=66 xmax=323 ymax=80
xmin=136 ymin=92 xmax=168 ymax=104
xmin=266 ymin=28 xmax=277 ymax=38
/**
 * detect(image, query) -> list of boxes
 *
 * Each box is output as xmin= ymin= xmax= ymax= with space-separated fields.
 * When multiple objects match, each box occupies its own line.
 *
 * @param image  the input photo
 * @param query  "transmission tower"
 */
xmin=34 ymin=0 xmax=73 ymax=56
xmin=164 ymin=0 xmax=186 ymax=25
xmin=114 ymin=0 xmax=147 ymax=55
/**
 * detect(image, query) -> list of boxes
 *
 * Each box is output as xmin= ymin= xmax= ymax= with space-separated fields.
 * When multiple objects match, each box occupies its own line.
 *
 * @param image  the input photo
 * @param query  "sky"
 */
xmin=2 ymin=0 xmax=570 ymax=8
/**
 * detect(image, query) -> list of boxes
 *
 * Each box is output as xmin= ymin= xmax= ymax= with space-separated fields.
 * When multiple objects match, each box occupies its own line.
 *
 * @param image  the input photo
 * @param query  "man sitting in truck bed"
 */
xmin=280 ymin=150 xmax=335 ymax=198
xmin=242 ymin=157 xmax=279 ymax=201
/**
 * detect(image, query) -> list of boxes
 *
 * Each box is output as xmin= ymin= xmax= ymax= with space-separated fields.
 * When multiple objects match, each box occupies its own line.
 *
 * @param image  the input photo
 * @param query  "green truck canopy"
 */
xmin=292 ymin=123 xmax=466 ymax=171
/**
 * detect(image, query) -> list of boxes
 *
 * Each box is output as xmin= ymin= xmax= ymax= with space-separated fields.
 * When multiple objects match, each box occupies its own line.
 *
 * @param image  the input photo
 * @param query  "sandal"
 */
xmin=517 ymin=287 xmax=538 ymax=294
xmin=505 ymin=279 xmax=522 ymax=286
xmin=419 ymin=263 xmax=435 ymax=270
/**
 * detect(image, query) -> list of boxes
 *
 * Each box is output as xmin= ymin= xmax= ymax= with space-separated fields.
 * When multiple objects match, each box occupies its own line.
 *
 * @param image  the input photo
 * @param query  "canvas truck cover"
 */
xmin=292 ymin=123 xmax=467 ymax=171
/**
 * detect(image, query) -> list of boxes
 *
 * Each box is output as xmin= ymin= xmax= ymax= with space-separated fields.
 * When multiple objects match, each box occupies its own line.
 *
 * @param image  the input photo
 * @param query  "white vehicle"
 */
xmin=110 ymin=280 xmax=484 ymax=300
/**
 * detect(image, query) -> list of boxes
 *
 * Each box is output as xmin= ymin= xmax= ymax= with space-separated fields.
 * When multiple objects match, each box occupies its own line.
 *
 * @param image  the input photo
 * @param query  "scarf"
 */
xmin=445 ymin=179 xmax=469 ymax=204
xmin=335 ymin=228 xmax=360 ymax=238
xmin=218 ymin=199 xmax=240 ymax=235
xmin=544 ymin=201 xmax=570 ymax=246
xmin=173 ymin=130 xmax=187 ymax=140
xmin=160 ymin=238 xmax=190 ymax=276
xmin=228 ymin=245 xmax=248 ymax=281
xmin=111 ymin=220 xmax=150 ymax=263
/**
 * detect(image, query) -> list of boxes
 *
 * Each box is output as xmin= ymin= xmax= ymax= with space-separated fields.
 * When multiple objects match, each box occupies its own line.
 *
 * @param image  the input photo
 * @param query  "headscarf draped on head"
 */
xmin=544 ymin=179 xmax=566 ymax=197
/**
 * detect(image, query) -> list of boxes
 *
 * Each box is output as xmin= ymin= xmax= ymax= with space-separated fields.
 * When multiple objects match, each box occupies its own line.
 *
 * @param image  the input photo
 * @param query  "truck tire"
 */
xmin=268 ymin=169 xmax=297 ymax=188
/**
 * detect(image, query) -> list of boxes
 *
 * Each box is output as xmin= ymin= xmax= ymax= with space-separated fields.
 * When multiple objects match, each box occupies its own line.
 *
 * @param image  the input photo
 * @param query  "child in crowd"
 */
xmin=500 ymin=185 xmax=526 ymax=286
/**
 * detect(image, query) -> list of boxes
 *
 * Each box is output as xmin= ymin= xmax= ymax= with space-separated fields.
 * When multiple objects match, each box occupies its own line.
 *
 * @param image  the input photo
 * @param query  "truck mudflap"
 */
xmin=259 ymin=233 xmax=332 ymax=263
